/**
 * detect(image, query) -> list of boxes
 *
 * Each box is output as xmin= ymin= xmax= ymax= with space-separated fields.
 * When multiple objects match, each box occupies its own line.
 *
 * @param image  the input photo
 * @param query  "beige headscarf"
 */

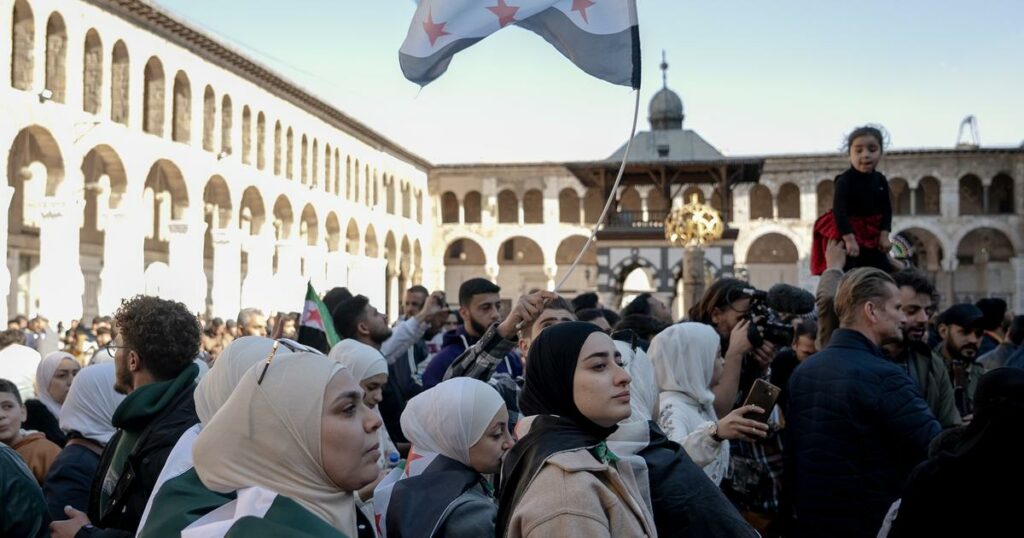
xmin=194 ymin=336 xmax=277 ymax=424
xmin=328 ymin=339 xmax=387 ymax=382
xmin=192 ymin=349 xmax=357 ymax=536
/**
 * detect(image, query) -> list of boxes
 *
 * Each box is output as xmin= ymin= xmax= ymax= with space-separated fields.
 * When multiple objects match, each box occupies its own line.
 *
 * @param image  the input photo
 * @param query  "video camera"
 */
xmin=737 ymin=284 xmax=815 ymax=348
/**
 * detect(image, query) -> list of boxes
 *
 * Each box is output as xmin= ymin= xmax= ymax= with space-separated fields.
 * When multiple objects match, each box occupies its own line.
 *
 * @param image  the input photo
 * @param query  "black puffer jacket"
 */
xmin=785 ymin=329 xmax=941 ymax=538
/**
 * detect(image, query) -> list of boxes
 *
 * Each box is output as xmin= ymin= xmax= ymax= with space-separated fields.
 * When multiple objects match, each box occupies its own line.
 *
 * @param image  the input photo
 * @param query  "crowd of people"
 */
xmin=2 ymin=126 xmax=1023 ymax=537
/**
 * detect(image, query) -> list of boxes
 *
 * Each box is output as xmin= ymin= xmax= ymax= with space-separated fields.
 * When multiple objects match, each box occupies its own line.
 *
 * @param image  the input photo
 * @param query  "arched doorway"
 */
xmin=954 ymin=228 xmax=1015 ymax=303
xmin=443 ymin=238 xmax=487 ymax=302
xmin=555 ymin=236 xmax=597 ymax=295
xmin=496 ymin=236 xmax=545 ymax=299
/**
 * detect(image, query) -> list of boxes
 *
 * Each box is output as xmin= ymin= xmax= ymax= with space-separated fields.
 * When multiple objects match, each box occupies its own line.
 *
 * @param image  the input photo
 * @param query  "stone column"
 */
xmin=36 ymin=198 xmax=85 ymax=326
xmin=974 ymin=249 xmax=990 ymax=299
xmin=324 ymin=251 xmax=350 ymax=290
xmin=682 ymin=247 xmax=705 ymax=315
xmin=304 ymin=245 xmax=328 ymax=293
xmin=166 ymin=219 xmax=208 ymax=312
xmin=240 ymin=232 xmax=274 ymax=310
xmin=274 ymin=240 xmax=304 ymax=313
xmin=210 ymin=228 xmax=241 ymax=319
xmin=1012 ymin=256 xmax=1024 ymax=314
xmin=485 ymin=264 xmax=500 ymax=282
xmin=0 ymin=185 xmax=13 ymax=323
xmin=98 ymin=207 xmax=145 ymax=315
xmin=387 ymin=268 xmax=400 ymax=321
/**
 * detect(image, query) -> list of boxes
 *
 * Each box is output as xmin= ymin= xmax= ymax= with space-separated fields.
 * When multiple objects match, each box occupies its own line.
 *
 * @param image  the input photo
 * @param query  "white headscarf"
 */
xmin=328 ymin=339 xmax=387 ymax=382
xmin=194 ymin=336 xmax=277 ymax=424
xmin=399 ymin=377 xmax=505 ymax=468
xmin=193 ymin=350 xmax=357 ymax=536
xmin=616 ymin=340 xmax=658 ymax=424
xmin=59 ymin=363 xmax=125 ymax=445
xmin=649 ymin=322 xmax=720 ymax=416
xmin=34 ymin=351 xmax=78 ymax=418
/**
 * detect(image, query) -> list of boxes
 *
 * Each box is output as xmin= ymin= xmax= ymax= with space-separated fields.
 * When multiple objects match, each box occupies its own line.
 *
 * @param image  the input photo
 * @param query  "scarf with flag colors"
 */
xmin=400 ymin=0 xmax=640 ymax=88
xmin=298 ymin=282 xmax=342 ymax=353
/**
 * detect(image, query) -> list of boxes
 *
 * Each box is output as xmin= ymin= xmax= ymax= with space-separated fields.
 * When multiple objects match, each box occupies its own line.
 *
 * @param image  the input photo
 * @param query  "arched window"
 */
xmin=559 ymin=189 xmax=580 ymax=224
xmin=143 ymin=57 xmax=165 ymax=136
xmin=273 ymin=121 xmax=282 ymax=175
xmin=45 ymin=13 xmax=68 ymax=103
xmin=241 ymin=106 xmax=252 ymax=164
xmin=220 ymin=95 xmax=233 ymax=155
xmin=11 ymin=0 xmax=35 ymax=91
xmin=749 ymin=185 xmax=773 ymax=219
xmin=497 ymin=190 xmax=519 ymax=223
xmin=915 ymin=177 xmax=940 ymax=215
xmin=171 ymin=71 xmax=191 ymax=143
xmin=816 ymin=180 xmax=834 ymax=217
xmin=959 ymin=175 xmax=983 ymax=215
xmin=301 ymin=135 xmax=309 ymax=184
xmin=584 ymin=188 xmax=603 ymax=224
xmin=523 ymin=189 xmax=544 ymax=223
xmin=989 ymin=174 xmax=1015 ymax=214
xmin=285 ymin=127 xmax=294 ymax=179
xmin=464 ymin=191 xmax=482 ymax=223
xmin=441 ymin=192 xmax=459 ymax=223
xmin=82 ymin=30 xmax=102 ymax=114
xmin=256 ymin=112 xmax=266 ymax=170
xmin=889 ymin=178 xmax=911 ymax=216
xmin=324 ymin=144 xmax=331 ymax=192
xmin=311 ymin=139 xmax=319 ymax=188
xmin=110 ymin=41 xmax=129 ymax=125
xmin=202 ymin=86 xmax=216 ymax=151
xmin=777 ymin=183 xmax=801 ymax=219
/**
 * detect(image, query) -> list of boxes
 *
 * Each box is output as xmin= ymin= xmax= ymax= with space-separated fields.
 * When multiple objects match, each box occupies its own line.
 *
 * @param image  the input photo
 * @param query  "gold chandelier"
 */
xmin=664 ymin=193 xmax=724 ymax=247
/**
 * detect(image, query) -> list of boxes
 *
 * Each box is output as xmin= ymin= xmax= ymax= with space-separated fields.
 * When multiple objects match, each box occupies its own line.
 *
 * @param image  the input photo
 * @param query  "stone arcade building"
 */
xmin=4 ymin=0 xmax=1023 ymax=324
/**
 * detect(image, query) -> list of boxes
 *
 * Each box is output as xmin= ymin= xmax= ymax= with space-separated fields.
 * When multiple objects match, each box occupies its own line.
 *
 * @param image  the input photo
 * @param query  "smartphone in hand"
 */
xmin=742 ymin=378 xmax=781 ymax=423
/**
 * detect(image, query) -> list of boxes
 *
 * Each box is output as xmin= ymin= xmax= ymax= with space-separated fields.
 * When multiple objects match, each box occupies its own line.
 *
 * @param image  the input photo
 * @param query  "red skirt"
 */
xmin=811 ymin=210 xmax=883 ymax=275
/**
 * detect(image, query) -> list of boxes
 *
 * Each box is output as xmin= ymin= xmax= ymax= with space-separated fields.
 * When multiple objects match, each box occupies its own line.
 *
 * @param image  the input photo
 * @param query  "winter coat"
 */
xmin=785 ymin=329 xmax=941 ymax=538
xmin=895 ymin=342 xmax=962 ymax=429
xmin=12 ymin=430 xmax=61 ymax=484
xmin=1 ymin=444 xmax=50 ymax=537
xmin=505 ymin=448 xmax=655 ymax=538
xmin=23 ymin=398 xmax=67 ymax=446
xmin=42 ymin=440 xmax=102 ymax=521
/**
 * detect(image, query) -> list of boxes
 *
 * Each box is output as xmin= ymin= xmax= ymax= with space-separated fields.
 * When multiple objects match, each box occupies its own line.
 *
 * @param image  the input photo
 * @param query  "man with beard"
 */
xmin=881 ymin=270 xmax=961 ymax=428
xmin=50 ymin=296 xmax=201 ymax=538
xmin=422 ymin=278 xmax=524 ymax=389
xmin=934 ymin=304 xmax=986 ymax=419
xmin=785 ymin=268 xmax=939 ymax=538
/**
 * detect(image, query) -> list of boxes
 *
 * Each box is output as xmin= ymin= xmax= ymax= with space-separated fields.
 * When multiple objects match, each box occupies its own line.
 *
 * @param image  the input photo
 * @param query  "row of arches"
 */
xmin=9 ymin=0 xmax=425 ymax=223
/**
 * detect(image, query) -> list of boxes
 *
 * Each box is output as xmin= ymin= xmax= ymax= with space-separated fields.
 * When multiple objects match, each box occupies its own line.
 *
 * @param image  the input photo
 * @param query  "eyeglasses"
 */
xmin=255 ymin=338 xmax=321 ymax=385
xmin=105 ymin=343 xmax=127 ymax=353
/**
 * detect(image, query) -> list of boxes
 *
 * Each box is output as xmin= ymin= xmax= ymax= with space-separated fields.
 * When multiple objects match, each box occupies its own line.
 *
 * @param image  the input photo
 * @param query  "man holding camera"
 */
xmin=689 ymin=278 xmax=784 ymax=534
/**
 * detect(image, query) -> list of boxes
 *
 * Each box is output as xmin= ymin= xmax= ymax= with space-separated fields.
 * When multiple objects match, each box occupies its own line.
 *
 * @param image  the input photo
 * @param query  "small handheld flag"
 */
xmin=298 ymin=282 xmax=342 ymax=353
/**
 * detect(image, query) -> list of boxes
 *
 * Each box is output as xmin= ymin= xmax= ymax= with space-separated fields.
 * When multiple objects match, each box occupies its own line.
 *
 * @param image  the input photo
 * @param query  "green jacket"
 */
xmin=934 ymin=347 xmax=983 ymax=418
xmin=898 ymin=344 xmax=962 ymax=429
xmin=1 ymin=444 xmax=50 ymax=537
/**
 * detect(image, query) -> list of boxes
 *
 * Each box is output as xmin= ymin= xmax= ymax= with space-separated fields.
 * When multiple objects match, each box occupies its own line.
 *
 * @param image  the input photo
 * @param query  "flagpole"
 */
xmin=553 ymin=88 xmax=642 ymax=293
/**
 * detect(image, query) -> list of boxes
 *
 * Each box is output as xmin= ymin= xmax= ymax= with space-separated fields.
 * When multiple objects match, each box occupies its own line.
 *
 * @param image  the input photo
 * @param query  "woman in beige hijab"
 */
xmin=179 ymin=347 xmax=383 ymax=536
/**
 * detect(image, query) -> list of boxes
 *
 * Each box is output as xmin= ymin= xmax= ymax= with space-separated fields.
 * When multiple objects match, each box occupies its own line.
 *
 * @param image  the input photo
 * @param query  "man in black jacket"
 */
xmin=786 ymin=268 xmax=940 ymax=538
xmin=50 ymin=296 xmax=201 ymax=538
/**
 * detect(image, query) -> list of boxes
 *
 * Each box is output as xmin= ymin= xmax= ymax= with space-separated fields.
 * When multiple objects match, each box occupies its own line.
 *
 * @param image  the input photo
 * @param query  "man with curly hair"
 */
xmin=51 ymin=296 xmax=201 ymax=538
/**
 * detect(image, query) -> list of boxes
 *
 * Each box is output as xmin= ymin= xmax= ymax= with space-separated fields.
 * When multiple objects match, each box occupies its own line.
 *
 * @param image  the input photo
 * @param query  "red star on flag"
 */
xmin=571 ymin=0 xmax=596 ymax=24
xmin=422 ymin=9 xmax=451 ymax=47
xmin=487 ymin=0 xmax=520 ymax=28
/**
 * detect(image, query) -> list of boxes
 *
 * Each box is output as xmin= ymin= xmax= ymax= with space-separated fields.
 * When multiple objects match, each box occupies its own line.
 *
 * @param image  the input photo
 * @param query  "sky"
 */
xmin=152 ymin=0 xmax=1024 ymax=165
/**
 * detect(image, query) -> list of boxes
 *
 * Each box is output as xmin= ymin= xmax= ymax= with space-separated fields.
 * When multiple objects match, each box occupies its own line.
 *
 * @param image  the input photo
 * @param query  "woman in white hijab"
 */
xmin=145 ymin=346 xmax=383 ymax=537
xmin=42 ymin=363 xmax=125 ymax=520
xmin=649 ymin=323 xmax=768 ymax=485
xmin=329 ymin=340 xmax=398 ymax=494
xmin=24 ymin=351 xmax=80 ymax=446
xmin=382 ymin=377 xmax=512 ymax=538
xmin=137 ymin=336 xmax=280 ymax=535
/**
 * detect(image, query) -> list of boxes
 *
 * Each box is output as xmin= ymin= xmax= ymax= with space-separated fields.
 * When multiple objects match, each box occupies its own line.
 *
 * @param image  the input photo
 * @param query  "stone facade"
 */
xmin=2 ymin=0 xmax=431 ymax=325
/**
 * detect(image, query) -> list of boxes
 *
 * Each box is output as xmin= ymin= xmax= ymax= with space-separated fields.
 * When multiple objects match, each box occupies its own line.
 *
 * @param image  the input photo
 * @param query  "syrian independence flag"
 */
xmin=400 ymin=0 xmax=640 ymax=88
xmin=297 ymin=282 xmax=341 ymax=354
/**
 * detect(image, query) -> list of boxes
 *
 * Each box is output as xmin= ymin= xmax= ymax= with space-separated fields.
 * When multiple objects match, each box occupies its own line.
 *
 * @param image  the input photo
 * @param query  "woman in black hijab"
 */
xmin=887 ymin=367 xmax=1024 ymax=537
xmin=496 ymin=322 xmax=655 ymax=538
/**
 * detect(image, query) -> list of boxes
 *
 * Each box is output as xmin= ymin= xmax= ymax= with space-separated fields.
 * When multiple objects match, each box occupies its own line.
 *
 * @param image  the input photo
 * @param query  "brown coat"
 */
xmin=507 ymin=449 xmax=657 ymax=538
xmin=13 ymin=431 xmax=61 ymax=484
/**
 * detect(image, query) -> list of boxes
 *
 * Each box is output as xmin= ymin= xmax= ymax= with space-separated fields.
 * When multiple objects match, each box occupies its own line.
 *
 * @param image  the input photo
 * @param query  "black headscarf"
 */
xmin=890 ymin=367 xmax=1024 ymax=537
xmin=496 ymin=321 xmax=616 ymax=537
